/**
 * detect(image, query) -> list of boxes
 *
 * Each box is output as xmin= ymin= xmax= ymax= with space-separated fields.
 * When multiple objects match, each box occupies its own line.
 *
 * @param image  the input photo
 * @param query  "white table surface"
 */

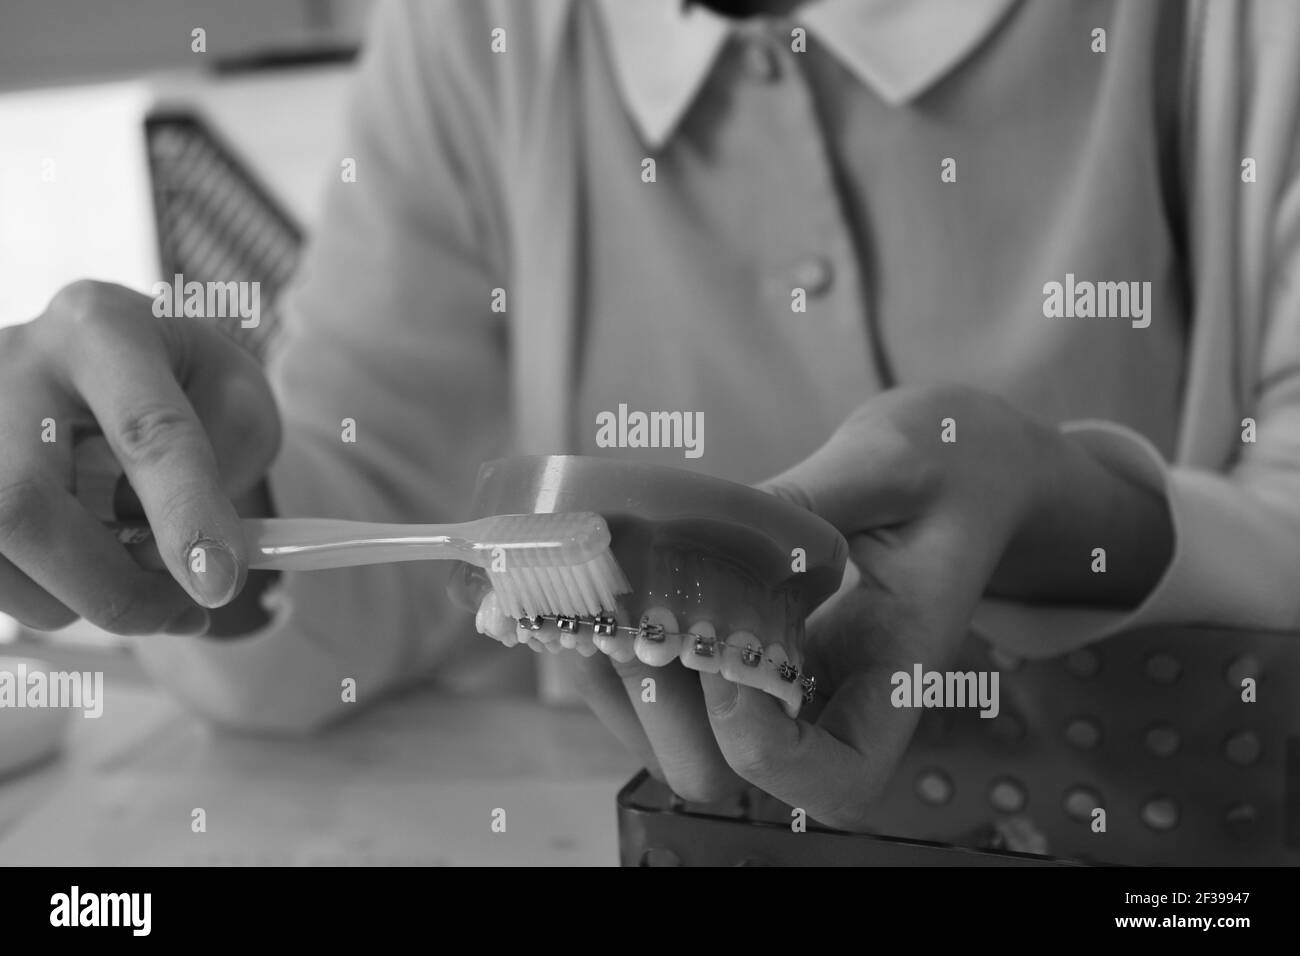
xmin=0 ymin=646 xmax=638 ymax=866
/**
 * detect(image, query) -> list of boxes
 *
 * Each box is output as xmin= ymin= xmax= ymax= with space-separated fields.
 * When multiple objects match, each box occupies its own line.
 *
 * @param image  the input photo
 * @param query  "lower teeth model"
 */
xmin=476 ymin=594 xmax=816 ymax=719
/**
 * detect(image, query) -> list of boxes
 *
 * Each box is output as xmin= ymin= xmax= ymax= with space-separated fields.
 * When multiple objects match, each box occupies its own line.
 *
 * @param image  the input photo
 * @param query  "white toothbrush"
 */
xmin=108 ymin=513 xmax=631 ymax=619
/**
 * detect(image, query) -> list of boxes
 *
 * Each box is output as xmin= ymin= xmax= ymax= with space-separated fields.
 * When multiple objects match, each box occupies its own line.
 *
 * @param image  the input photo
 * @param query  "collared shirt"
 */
xmin=576 ymin=0 xmax=1187 ymax=479
xmin=132 ymin=0 xmax=1300 ymax=861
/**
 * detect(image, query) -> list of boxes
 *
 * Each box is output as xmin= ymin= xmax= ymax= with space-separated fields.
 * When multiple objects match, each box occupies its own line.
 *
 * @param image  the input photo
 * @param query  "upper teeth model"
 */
xmin=457 ymin=456 xmax=851 ymax=723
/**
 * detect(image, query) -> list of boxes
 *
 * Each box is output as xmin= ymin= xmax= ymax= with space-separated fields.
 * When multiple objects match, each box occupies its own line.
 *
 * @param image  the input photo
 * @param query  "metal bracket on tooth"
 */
xmin=513 ymin=613 xmax=819 ymax=702
xmin=637 ymin=617 xmax=666 ymax=644
xmin=799 ymin=675 xmax=816 ymax=702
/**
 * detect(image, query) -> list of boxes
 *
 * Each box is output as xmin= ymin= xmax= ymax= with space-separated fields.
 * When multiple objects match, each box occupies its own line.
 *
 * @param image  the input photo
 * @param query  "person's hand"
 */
xmin=476 ymin=384 xmax=1172 ymax=826
xmin=475 ymin=384 xmax=1048 ymax=812
xmin=692 ymin=385 xmax=1050 ymax=828
xmin=720 ymin=384 xmax=1173 ymax=829
xmin=0 ymin=280 xmax=280 ymax=636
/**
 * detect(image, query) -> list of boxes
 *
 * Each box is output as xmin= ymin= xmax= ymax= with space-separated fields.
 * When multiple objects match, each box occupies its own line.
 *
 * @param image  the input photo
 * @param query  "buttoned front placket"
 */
xmin=730 ymin=17 xmax=884 ymax=420
xmin=568 ymin=2 xmax=884 ymax=483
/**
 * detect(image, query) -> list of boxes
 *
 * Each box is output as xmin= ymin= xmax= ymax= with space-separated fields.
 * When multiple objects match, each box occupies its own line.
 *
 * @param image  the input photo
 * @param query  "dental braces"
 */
xmin=517 ymin=613 xmax=818 ymax=703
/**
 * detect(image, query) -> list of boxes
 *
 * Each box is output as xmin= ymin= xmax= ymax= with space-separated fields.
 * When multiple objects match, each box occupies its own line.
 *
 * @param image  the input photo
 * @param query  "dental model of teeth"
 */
xmin=475 ymin=596 xmax=816 ymax=718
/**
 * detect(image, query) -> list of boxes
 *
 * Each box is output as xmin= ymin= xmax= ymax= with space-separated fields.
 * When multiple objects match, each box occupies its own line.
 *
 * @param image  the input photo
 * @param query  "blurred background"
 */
xmin=0 ymin=0 xmax=371 ymax=90
xmin=0 ymin=7 xmax=634 ymax=868
xmin=0 ymin=0 xmax=375 ymax=649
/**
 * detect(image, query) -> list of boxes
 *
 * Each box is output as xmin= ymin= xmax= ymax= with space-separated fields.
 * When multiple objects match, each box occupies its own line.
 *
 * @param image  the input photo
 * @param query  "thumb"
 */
xmin=757 ymin=419 xmax=920 ymax=533
xmin=76 ymin=318 xmax=280 ymax=607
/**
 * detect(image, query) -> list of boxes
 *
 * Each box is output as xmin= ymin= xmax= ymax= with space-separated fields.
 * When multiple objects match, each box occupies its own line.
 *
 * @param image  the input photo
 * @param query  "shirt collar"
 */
xmin=594 ymin=0 xmax=1020 ymax=147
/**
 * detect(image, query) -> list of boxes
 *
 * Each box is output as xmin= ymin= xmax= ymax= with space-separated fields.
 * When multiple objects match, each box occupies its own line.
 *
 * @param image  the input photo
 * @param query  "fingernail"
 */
xmin=162 ymin=605 xmax=210 ymax=637
xmin=186 ymin=540 xmax=240 ymax=608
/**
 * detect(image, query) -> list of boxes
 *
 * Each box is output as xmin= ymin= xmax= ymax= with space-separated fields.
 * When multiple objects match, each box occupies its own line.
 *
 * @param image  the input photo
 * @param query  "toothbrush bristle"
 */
xmin=488 ymin=546 xmax=631 ymax=620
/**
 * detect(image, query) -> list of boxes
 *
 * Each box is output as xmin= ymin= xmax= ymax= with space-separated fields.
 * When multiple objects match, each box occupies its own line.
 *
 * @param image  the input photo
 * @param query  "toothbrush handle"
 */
xmin=111 ymin=518 xmax=499 ymax=573
xmin=242 ymin=518 xmax=500 ymax=571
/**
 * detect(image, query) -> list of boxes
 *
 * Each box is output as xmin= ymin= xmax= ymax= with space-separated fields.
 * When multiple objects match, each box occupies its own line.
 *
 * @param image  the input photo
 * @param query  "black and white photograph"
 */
xmin=0 ymin=0 xmax=1293 ymax=924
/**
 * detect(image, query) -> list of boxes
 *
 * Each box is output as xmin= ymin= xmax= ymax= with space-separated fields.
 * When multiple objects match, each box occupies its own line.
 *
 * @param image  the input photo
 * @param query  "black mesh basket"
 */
xmin=144 ymin=110 xmax=302 ymax=362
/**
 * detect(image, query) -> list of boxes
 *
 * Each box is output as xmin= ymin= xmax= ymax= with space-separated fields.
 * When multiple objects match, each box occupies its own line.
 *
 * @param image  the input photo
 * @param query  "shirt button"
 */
xmin=741 ymin=40 xmax=780 ymax=81
xmin=792 ymin=256 xmax=833 ymax=297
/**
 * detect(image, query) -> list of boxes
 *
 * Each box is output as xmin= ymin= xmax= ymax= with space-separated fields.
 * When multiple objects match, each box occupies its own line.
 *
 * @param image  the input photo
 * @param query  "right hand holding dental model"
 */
xmin=0 ymin=280 xmax=280 ymax=636
xmin=476 ymin=385 xmax=1172 ymax=831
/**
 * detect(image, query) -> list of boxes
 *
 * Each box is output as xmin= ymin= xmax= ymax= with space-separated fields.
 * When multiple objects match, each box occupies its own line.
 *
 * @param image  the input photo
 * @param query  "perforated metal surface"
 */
xmin=619 ymin=626 xmax=1298 ymax=865
xmin=856 ymin=627 xmax=1296 ymax=865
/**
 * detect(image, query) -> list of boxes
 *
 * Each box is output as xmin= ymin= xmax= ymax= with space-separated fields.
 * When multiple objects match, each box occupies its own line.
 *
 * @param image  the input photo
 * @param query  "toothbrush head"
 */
xmin=471 ymin=512 xmax=632 ymax=619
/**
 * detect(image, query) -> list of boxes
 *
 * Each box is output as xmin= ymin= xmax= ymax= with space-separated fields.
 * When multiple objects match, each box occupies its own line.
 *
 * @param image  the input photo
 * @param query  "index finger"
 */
xmin=62 ymin=303 xmax=246 ymax=608
xmin=697 ymin=583 xmax=923 ymax=828
xmin=699 ymin=666 xmax=919 ymax=831
xmin=757 ymin=418 xmax=926 ymax=533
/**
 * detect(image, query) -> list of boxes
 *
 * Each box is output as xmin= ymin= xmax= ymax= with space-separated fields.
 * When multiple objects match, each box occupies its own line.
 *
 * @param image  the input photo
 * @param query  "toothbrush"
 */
xmin=106 ymin=513 xmax=632 ymax=620
xmin=77 ymin=436 xmax=819 ymax=706
xmin=109 ymin=513 xmax=820 ymax=709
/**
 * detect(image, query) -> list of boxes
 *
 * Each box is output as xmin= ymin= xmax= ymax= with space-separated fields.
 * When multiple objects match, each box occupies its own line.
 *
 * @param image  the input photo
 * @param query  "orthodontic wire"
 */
xmin=516 ymin=613 xmax=818 ymax=702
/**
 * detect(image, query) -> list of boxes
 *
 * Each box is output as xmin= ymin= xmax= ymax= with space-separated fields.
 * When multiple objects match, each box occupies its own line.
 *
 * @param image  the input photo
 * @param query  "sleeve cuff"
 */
xmin=972 ymin=419 xmax=1300 ymax=658
xmin=130 ymin=572 xmax=363 ymax=735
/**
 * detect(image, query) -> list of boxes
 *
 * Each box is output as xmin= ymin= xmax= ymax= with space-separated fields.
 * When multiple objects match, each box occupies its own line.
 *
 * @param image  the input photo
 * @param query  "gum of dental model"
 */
xmin=639 ymin=545 xmax=797 ymax=652
xmin=643 ymin=546 xmax=805 ymax=717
